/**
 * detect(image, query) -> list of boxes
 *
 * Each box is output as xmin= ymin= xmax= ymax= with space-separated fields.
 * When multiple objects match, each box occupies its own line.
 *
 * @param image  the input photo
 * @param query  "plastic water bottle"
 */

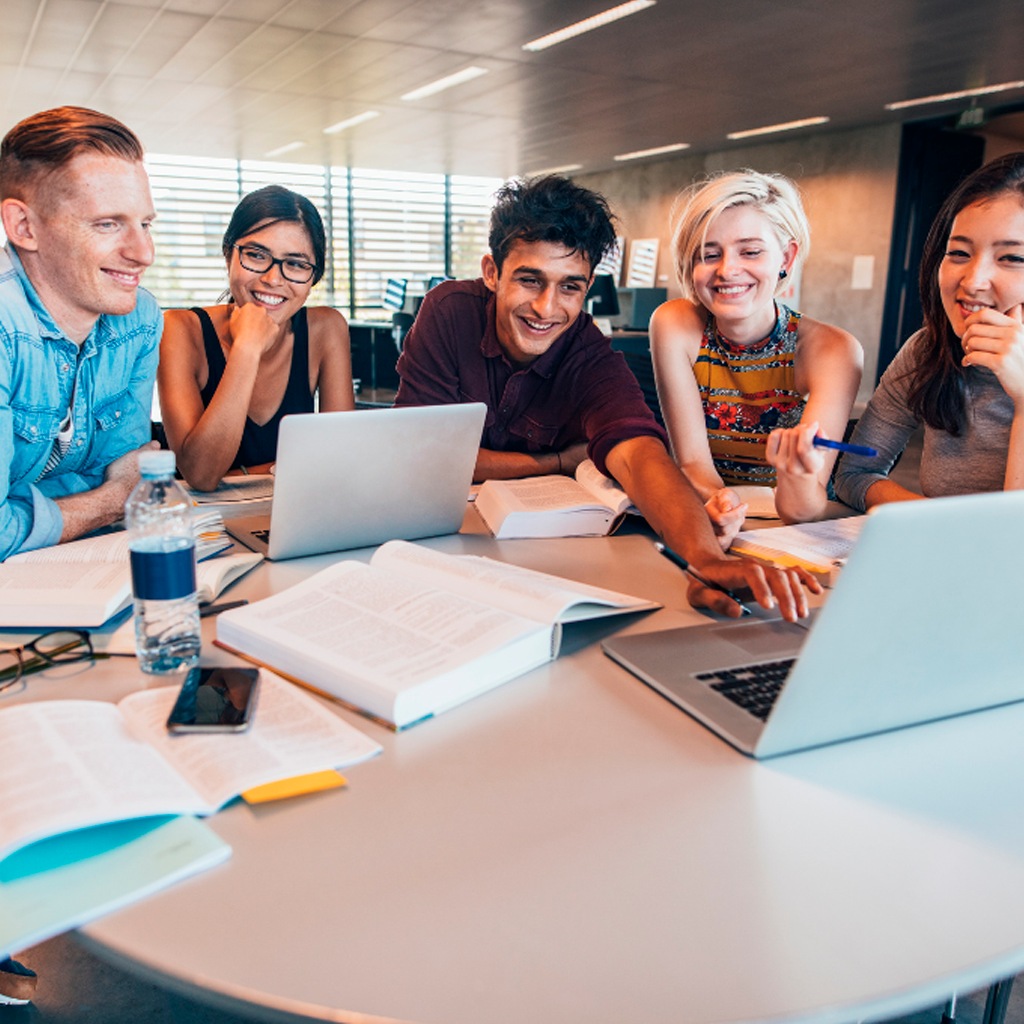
xmin=125 ymin=450 xmax=201 ymax=674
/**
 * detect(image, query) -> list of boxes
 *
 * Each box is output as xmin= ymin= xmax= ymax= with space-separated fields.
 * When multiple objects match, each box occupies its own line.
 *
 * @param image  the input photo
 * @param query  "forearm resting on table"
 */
xmin=473 ymin=448 xmax=560 ymax=482
xmin=863 ymin=478 xmax=925 ymax=509
xmin=774 ymin=473 xmax=830 ymax=524
xmin=54 ymin=481 xmax=131 ymax=543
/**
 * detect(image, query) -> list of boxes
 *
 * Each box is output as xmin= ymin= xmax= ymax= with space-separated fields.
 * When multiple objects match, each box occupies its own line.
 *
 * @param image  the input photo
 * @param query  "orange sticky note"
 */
xmin=242 ymin=770 xmax=347 ymax=804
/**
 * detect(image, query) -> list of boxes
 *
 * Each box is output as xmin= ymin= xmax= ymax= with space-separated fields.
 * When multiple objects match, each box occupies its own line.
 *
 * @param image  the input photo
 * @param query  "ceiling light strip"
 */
xmin=884 ymin=80 xmax=1024 ymax=111
xmin=264 ymin=141 xmax=306 ymax=157
xmin=524 ymin=163 xmax=583 ymax=176
xmin=727 ymin=116 xmax=829 ymax=140
xmin=401 ymin=66 xmax=488 ymax=101
xmin=523 ymin=0 xmax=656 ymax=52
xmin=614 ymin=142 xmax=689 ymax=161
xmin=324 ymin=111 xmax=380 ymax=134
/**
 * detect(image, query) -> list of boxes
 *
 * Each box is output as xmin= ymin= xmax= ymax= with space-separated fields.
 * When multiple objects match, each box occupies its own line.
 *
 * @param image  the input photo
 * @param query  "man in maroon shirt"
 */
xmin=396 ymin=176 xmax=814 ymax=619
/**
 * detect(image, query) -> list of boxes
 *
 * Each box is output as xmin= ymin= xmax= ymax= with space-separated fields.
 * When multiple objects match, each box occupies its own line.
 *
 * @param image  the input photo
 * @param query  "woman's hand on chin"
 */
xmin=961 ymin=304 xmax=1024 ymax=404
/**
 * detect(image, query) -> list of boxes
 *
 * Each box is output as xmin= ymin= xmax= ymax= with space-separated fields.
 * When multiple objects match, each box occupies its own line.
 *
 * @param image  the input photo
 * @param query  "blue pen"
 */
xmin=654 ymin=542 xmax=752 ymax=616
xmin=813 ymin=437 xmax=878 ymax=458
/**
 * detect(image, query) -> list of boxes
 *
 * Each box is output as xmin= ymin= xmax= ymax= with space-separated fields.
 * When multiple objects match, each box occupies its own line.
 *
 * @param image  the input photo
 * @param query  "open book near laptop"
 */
xmin=227 ymin=404 xmax=487 ymax=560
xmin=603 ymin=491 xmax=1024 ymax=758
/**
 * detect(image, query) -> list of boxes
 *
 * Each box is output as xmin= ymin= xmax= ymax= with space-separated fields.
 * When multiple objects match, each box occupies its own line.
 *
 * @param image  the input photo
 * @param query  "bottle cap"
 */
xmin=138 ymin=449 xmax=176 ymax=478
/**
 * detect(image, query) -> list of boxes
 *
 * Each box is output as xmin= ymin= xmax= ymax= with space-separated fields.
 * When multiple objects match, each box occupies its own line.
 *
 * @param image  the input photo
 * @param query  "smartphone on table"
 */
xmin=166 ymin=665 xmax=260 ymax=733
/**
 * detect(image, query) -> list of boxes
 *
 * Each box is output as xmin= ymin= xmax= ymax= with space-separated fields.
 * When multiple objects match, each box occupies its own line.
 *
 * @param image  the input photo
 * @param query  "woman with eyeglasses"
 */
xmin=159 ymin=185 xmax=354 ymax=491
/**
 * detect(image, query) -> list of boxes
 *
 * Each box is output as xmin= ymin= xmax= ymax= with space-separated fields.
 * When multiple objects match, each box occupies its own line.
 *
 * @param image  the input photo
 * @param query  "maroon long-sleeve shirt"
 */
xmin=394 ymin=279 xmax=666 ymax=476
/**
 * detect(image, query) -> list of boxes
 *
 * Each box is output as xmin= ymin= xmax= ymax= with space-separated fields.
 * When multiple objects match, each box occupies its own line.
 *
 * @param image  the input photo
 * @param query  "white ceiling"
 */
xmin=2 ymin=0 xmax=1023 ymax=178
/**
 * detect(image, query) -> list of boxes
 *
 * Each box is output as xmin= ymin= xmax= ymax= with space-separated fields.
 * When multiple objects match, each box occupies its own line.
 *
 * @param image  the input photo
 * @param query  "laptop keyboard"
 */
xmin=694 ymin=659 xmax=796 ymax=721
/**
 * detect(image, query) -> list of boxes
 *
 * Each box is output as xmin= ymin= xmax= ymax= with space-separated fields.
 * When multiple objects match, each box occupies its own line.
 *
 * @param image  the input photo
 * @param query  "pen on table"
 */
xmin=200 ymin=599 xmax=249 ymax=618
xmin=812 ymin=437 xmax=878 ymax=458
xmin=653 ymin=542 xmax=752 ymax=616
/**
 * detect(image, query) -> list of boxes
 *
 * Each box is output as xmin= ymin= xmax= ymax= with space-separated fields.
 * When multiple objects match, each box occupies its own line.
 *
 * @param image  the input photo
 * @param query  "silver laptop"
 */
xmin=227 ymin=404 xmax=486 ymax=560
xmin=602 ymin=491 xmax=1024 ymax=758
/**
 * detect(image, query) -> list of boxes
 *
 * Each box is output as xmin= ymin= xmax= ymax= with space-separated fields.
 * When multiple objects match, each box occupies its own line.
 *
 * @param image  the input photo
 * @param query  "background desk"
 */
xmin=11 ymin=516 xmax=1024 ymax=1024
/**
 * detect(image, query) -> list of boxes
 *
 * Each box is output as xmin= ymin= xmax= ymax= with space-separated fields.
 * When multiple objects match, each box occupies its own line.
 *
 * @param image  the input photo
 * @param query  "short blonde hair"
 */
xmin=671 ymin=170 xmax=811 ymax=302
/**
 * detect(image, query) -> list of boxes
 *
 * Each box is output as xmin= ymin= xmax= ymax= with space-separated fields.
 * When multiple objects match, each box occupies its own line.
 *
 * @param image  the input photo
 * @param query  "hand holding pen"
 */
xmin=654 ymin=542 xmax=819 ymax=622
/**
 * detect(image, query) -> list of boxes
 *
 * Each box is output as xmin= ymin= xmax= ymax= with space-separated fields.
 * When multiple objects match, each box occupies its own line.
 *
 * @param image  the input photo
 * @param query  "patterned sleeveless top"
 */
xmin=697 ymin=302 xmax=805 ymax=487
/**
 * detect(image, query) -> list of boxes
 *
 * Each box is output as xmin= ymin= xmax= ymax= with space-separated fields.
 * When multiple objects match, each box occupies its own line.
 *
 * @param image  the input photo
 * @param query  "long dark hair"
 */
xmin=222 ymin=184 xmax=326 ymax=285
xmin=907 ymin=152 xmax=1024 ymax=434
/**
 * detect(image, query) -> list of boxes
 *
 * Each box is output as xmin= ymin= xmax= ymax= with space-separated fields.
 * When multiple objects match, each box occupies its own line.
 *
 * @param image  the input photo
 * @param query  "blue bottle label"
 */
xmin=130 ymin=545 xmax=197 ymax=601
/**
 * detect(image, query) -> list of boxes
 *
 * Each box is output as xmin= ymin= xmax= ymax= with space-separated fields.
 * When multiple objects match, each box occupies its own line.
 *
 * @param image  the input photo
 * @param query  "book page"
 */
xmin=732 ymin=516 xmax=866 ymax=568
xmin=195 ymin=550 xmax=263 ymax=603
xmin=118 ymin=672 xmax=381 ymax=809
xmin=0 ymin=701 xmax=207 ymax=860
xmin=371 ymin=540 xmax=656 ymax=625
xmin=575 ymin=460 xmax=636 ymax=515
xmin=5 ymin=531 xmax=129 ymax=565
xmin=218 ymin=560 xmax=543 ymax=693
xmin=482 ymin=476 xmax=608 ymax=513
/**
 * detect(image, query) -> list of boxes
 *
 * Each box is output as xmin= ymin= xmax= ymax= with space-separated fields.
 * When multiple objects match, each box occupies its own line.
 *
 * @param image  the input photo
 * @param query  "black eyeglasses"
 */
xmin=0 ymin=630 xmax=105 ymax=694
xmin=233 ymin=245 xmax=316 ymax=284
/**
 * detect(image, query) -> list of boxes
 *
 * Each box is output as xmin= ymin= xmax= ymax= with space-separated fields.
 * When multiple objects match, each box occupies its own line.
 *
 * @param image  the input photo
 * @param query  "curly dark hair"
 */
xmin=488 ymin=175 xmax=617 ymax=275
xmin=907 ymin=152 xmax=1024 ymax=434
xmin=222 ymin=184 xmax=327 ymax=286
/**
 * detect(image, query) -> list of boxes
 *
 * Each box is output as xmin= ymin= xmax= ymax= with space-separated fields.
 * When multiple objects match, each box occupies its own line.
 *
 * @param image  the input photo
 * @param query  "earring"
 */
xmin=779 ymin=269 xmax=788 ymax=280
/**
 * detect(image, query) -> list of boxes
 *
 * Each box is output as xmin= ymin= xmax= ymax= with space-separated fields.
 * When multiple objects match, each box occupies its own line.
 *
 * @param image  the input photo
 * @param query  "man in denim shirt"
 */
xmin=0 ymin=106 xmax=161 ymax=563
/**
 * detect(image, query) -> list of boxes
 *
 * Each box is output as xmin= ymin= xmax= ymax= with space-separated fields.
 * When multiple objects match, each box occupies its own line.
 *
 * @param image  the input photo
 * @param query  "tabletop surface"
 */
xmin=9 ymin=511 xmax=1024 ymax=1024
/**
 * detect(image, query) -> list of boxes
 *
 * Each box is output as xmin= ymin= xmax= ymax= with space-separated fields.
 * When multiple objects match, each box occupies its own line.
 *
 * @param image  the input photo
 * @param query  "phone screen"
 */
xmin=166 ymin=666 xmax=260 ymax=732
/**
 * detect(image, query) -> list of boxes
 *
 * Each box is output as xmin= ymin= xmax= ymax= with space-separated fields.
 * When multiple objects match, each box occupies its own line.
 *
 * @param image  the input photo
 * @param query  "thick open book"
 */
xmin=0 ymin=671 xmax=381 ymax=861
xmin=475 ymin=459 xmax=639 ymax=539
xmin=216 ymin=539 xmax=659 ymax=728
xmin=0 ymin=530 xmax=263 ymax=627
xmin=730 ymin=515 xmax=866 ymax=586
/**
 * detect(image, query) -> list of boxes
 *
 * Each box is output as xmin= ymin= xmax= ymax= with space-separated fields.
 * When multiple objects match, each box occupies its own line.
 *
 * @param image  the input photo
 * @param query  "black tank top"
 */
xmin=193 ymin=306 xmax=314 ymax=469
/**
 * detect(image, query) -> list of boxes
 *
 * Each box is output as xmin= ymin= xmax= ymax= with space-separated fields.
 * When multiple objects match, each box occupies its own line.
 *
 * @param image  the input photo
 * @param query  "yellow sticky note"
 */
xmin=242 ymin=770 xmax=347 ymax=804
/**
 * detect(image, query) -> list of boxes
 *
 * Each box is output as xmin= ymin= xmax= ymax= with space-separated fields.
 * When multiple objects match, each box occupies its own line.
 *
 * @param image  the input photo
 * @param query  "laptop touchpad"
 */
xmin=709 ymin=619 xmax=807 ymax=658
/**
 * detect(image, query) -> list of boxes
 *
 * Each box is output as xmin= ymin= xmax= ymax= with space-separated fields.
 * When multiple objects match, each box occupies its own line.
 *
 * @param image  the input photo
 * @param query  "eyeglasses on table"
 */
xmin=0 ymin=630 xmax=108 ymax=694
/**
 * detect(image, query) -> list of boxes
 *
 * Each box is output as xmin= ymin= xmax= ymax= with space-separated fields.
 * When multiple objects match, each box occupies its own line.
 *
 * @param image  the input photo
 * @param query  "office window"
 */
xmin=145 ymin=155 xmax=239 ymax=309
xmin=139 ymin=156 xmax=501 ymax=315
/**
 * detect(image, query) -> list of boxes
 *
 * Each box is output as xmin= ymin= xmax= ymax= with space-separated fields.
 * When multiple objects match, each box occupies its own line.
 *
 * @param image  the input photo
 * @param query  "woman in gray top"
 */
xmin=835 ymin=153 xmax=1024 ymax=511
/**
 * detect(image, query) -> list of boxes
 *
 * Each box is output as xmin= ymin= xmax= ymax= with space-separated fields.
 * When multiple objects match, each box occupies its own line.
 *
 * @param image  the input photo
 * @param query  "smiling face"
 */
xmin=938 ymin=194 xmax=1024 ymax=338
xmin=482 ymin=239 xmax=592 ymax=367
xmin=5 ymin=152 xmax=156 ymax=343
xmin=691 ymin=204 xmax=796 ymax=335
xmin=227 ymin=219 xmax=315 ymax=324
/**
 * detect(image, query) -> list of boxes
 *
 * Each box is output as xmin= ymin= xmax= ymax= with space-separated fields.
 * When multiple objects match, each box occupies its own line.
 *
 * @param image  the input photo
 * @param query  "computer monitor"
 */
xmin=586 ymin=274 xmax=620 ymax=317
xmin=427 ymin=275 xmax=451 ymax=291
xmin=383 ymin=278 xmax=407 ymax=312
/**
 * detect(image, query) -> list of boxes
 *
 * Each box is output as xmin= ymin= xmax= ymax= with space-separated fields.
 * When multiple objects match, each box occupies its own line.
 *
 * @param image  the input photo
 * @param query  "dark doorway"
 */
xmin=877 ymin=123 xmax=985 ymax=382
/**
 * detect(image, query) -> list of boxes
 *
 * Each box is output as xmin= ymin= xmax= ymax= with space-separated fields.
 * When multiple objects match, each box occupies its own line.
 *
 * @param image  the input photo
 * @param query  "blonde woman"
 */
xmin=650 ymin=170 xmax=862 ymax=540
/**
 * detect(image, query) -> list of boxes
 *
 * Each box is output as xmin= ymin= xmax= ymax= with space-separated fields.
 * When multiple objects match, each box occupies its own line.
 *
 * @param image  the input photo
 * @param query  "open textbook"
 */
xmin=0 ymin=671 xmax=381 ymax=862
xmin=0 ymin=529 xmax=262 ymax=627
xmin=730 ymin=515 xmax=866 ymax=585
xmin=475 ymin=459 xmax=639 ymax=538
xmin=216 ymin=539 xmax=659 ymax=728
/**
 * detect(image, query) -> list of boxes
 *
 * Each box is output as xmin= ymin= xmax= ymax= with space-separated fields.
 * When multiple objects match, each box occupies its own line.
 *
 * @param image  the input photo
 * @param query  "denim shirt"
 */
xmin=0 ymin=245 xmax=161 ymax=559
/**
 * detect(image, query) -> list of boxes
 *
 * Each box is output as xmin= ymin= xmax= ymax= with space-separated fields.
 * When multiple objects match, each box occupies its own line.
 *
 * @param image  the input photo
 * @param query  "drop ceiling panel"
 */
xmin=0 ymin=0 xmax=1021 ymax=178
